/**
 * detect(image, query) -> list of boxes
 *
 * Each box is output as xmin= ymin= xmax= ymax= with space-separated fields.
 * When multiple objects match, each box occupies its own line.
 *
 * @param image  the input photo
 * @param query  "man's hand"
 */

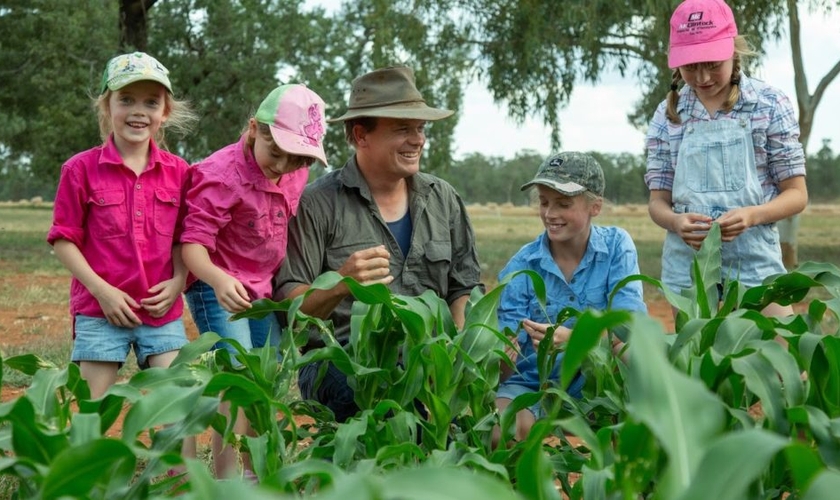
xmin=338 ymin=245 xmax=394 ymax=285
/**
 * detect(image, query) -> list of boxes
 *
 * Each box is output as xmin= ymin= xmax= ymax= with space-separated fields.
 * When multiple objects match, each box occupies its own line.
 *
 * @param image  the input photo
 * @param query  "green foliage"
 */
xmin=4 ymin=228 xmax=840 ymax=497
xmin=6 ymin=0 xmax=837 ymax=197
xmin=0 ymin=0 xmax=118 ymax=184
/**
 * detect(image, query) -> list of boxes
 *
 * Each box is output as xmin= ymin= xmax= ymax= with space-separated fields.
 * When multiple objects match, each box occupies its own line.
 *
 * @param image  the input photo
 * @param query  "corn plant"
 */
xmin=4 ymin=223 xmax=840 ymax=498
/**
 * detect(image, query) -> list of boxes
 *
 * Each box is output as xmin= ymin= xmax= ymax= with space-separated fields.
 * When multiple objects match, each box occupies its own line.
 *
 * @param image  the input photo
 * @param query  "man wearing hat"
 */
xmin=274 ymin=66 xmax=483 ymax=422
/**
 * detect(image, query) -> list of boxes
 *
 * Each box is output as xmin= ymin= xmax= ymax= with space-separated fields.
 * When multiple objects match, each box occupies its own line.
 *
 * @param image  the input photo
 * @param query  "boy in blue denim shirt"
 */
xmin=495 ymin=152 xmax=647 ymax=443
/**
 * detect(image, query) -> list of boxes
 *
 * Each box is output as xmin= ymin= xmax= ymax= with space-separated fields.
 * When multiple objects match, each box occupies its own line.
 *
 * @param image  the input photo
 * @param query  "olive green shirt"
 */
xmin=274 ymin=155 xmax=483 ymax=348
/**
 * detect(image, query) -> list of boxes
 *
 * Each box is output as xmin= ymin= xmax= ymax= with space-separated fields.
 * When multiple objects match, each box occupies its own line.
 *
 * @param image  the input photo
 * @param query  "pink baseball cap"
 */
xmin=668 ymin=0 xmax=738 ymax=69
xmin=255 ymin=84 xmax=328 ymax=166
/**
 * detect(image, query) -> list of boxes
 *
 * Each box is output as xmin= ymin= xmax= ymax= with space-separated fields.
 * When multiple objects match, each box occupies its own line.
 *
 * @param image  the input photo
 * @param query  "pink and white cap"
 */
xmin=255 ymin=84 xmax=328 ymax=166
xmin=668 ymin=0 xmax=738 ymax=69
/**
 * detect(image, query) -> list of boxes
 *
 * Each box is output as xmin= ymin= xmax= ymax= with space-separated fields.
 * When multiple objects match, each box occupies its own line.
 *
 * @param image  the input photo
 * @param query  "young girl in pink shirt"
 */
xmin=47 ymin=52 xmax=197 ymax=399
xmin=180 ymin=84 xmax=327 ymax=479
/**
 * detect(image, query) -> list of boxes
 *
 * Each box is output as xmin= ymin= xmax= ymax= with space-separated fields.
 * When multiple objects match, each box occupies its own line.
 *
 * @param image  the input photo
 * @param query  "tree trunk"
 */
xmin=119 ymin=0 xmax=158 ymax=51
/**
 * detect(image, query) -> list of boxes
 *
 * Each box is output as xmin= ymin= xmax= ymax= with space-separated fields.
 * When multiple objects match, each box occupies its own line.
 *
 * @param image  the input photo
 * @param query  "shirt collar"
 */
xmin=99 ymin=134 xmax=173 ymax=171
xmin=527 ymin=226 xmax=606 ymax=266
xmin=338 ymin=155 xmax=436 ymax=199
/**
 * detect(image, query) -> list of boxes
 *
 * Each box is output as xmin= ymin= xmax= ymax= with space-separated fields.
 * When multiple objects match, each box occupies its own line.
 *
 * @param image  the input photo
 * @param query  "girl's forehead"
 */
xmin=114 ymin=80 xmax=167 ymax=96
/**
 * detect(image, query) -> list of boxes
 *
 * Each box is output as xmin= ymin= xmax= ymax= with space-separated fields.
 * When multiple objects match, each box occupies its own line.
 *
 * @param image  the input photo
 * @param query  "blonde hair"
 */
xmin=665 ymin=36 xmax=756 ymax=124
xmin=94 ymin=87 xmax=198 ymax=149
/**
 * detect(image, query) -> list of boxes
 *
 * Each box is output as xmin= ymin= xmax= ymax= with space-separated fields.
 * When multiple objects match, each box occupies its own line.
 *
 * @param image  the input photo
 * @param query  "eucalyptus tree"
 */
xmin=457 ymin=0 xmax=836 ymax=268
xmin=0 ymin=0 xmax=118 ymax=194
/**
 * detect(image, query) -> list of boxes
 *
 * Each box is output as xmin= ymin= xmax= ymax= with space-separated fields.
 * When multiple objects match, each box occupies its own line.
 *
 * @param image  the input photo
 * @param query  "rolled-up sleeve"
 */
xmin=47 ymin=162 xmax=87 ymax=247
xmin=496 ymin=257 xmax=532 ymax=336
xmin=180 ymin=167 xmax=236 ymax=252
xmin=607 ymin=229 xmax=647 ymax=314
xmin=765 ymin=92 xmax=806 ymax=183
xmin=273 ymin=195 xmax=325 ymax=299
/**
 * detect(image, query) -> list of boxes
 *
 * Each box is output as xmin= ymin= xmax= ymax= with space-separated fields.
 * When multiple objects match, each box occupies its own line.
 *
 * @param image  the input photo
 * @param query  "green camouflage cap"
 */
xmin=521 ymin=151 xmax=605 ymax=196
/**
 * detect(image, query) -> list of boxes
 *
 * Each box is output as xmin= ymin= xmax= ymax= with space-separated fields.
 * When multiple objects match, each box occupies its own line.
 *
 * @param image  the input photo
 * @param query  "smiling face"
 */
xmin=679 ymin=58 xmax=735 ymax=104
xmin=249 ymin=120 xmax=311 ymax=181
xmin=107 ymin=80 xmax=169 ymax=151
xmin=537 ymin=185 xmax=601 ymax=249
xmin=354 ymin=117 xmax=427 ymax=181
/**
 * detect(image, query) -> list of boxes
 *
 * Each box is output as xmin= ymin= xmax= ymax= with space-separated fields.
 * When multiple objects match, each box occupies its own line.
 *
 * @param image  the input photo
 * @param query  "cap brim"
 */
xmin=521 ymin=179 xmax=587 ymax=196
xmin=328 ymin=104 xmax=454 ymax=123
xmin=104 ymin=74 xmax=173 ymax=94
xmin=269 ymin=126 xmax=328 ymax=167
xmin=668 ymin=37 xmax=735 ymax=68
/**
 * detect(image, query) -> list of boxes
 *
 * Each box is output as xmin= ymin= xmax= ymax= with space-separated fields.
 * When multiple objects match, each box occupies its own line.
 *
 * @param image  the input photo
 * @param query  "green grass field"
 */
xmin=2 ymin=202 xmax=839 ymax=289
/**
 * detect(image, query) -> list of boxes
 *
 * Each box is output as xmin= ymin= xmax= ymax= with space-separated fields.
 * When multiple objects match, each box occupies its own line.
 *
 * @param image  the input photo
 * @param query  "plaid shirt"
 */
xmin=645 ymin=75 xmax=805 ymax=202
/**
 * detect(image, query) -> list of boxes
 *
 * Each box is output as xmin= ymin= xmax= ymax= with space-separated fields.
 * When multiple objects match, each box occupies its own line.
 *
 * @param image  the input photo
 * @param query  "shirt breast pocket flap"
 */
xmin=154 ymin=189 xmax=181 ymax=236
xmin=89 ymin=189 xmax=125 ymax=208
xmin=423 ymin=240 xmax=452 ymax=264
xmin=88 ymin=189 xmax=127 ymax=238
xmin=232 ymin=210 xmax=269 ymax=247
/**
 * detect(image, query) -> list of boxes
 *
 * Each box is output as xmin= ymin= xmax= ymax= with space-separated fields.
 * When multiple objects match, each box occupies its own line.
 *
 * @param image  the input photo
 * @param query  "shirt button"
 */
xmin=135 ymin=184 xmax=141 ymax=190
xmin=569 ymin=296 xmax=575 ymax=301
xmin=99 ymin=198 xmax=105 ymax=204
xmin=277 ymin=211 xmax=283 ymax=217
xmin=136 ymin=211 xmax=142 ymax=217
xmin=171 ymin=197 xmax=177 ymax=203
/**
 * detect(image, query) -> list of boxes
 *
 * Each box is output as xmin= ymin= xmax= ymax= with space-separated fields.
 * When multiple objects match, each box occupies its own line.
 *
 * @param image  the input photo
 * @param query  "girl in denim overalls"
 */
xmin=644 ymin=0 xmax=807 ymax=318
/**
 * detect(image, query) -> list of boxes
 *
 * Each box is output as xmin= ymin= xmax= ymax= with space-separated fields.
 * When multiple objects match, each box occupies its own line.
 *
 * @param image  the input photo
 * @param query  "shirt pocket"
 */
xmin=87 ymin=189 xmax=127 ymax=239
xmin=231 ymin=209 xmax=270 ymax=249
xmin=583 ymin=286 xmax=608 ymax=311
xmin=417 ymin=240 xmax=452 ymax=293
xmin=153 ymin=189 xmax=181 ymax=236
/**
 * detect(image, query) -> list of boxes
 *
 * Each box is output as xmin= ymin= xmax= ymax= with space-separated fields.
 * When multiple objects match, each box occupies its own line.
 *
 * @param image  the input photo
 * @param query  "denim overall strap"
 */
xmin=661 ymin=106 xmax=786 ymax=291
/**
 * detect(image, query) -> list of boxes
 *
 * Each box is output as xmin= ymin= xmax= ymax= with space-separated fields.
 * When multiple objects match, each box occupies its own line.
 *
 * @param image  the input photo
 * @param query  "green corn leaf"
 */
xmin=784 ymin=442 xmax=826 ymax=491
xmin=170 ymin=332 xmax=221 ymax=366
xmin=1 ymin=396 xmax=68 ymax=464
xmin=4 ymin=353 xmax=56 ymax=375
xmin=677 ymin=429 xmax=787 ymax=500
xmin=803 ymin=470 xmax=840 ymax=500
xmin=40 ymin=439 xmax=135 ymax=500
xmin=121 ymin=385 xmax=204 ymax=441
xmin=626 ymin=315 xmax=725 ymax=498
xmin=24 ymin=365 xmax=69 ymax=420
xmin=515 ymin=419 xmax=562 ymax=500
xmin=561 ymin=309 xmax=631 ymax=391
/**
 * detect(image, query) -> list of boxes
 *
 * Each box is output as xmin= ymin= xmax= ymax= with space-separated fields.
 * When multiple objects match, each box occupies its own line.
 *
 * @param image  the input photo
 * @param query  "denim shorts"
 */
xmin=184 ymin=280 xmax=280 ymax=357
xmin=71 ymin=314 xmax=187 ymax=369
xmin=496 ymin=383 xmax=545 ymax=419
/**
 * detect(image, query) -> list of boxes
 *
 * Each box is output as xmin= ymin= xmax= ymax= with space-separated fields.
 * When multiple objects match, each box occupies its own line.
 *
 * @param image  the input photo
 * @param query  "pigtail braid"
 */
xmin=666 ymin=69 xmax=683 ymax=124
xmin=722 ymin=54 xmax=742 ymax=114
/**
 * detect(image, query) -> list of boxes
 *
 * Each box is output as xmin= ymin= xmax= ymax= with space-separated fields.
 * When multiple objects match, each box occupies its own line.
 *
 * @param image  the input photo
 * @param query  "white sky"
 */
xmin=308 ymin=1 xmax=840 ymax=159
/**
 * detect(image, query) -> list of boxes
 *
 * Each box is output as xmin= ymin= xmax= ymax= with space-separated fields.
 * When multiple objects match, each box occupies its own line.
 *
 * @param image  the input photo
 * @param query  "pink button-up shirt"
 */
xmin=47 ymin=136 xmax=189 ymax=326
xmin=181 ymin=134 xmax=308 ymax=300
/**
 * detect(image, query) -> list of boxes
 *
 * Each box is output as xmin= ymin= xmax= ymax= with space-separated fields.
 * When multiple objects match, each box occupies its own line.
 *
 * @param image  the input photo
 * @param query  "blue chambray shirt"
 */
xmin=645 ymin=74 xmax=805 ymax=202
xmin=497 ymin=226 xmax=647 ymax=391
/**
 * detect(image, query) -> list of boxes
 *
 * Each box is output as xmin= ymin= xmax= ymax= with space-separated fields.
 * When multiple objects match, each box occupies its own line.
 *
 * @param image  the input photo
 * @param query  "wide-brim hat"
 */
xmin=329 ymin=66 xmax=454 ymax=123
